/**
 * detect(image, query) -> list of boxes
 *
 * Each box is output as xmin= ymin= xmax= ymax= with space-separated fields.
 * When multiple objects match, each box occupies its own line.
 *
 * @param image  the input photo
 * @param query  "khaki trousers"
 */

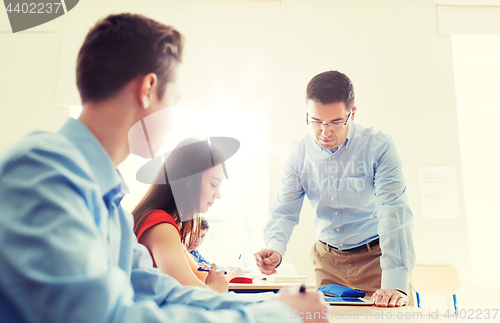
xmin=311 ymin=240 xmax=382 ymax=296
xmin=311 ymin=240 xmax=413 ymax=305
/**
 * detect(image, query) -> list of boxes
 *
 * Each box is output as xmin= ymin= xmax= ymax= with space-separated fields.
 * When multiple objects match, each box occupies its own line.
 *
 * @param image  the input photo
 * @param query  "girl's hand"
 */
xmin=204 ymin=263 xmax=228 ymax=293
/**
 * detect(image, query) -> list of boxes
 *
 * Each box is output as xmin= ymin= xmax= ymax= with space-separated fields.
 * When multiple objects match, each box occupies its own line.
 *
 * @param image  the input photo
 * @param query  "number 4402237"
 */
xmin=6 ymin=3 xmax=62 ymax=14
xmin=444 ymin=309 xmax=498 ymax=320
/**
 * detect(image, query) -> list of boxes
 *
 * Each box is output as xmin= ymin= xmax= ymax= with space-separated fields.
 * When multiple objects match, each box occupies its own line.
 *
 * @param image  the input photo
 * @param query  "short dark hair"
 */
xmin=200 ymin=217 xmax=209 ymax=231
xmin=306 ymin=71 xmax=355 ymax=111
xmin=76 ymin=13 xmax=184 ymax=104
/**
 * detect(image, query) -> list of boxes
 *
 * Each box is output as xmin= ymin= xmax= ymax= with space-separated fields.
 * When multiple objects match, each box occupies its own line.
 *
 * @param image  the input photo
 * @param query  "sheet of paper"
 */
xmin=275 ymin=262 xmax=298 ymax=276
xmin=231 ymin=291 xmax=276 ymax=302
xmin=241 ymin=262 xmax=301 ymax=281
xmin=418 ymin=166 xmax=460 ymax=218
xmin=265 ymin=275 xmax=308 ymax=282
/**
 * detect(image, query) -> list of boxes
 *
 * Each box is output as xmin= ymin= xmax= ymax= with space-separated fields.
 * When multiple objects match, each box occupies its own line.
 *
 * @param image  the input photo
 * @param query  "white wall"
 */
xmin=0 ymin=12 xmax=67 ymax=151
xmin=452 ymin=35 xmax=500 ymax=290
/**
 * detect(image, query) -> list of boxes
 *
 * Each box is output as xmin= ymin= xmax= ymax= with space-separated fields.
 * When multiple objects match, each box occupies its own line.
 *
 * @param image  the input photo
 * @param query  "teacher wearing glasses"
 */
xmin=255 ymin=70 xmax=415 ymax=308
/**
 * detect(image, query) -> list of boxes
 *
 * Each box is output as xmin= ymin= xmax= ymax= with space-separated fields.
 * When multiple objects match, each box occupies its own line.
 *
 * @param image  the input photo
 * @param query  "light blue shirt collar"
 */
xmin=313 ymin=122 xmax=356 ymax=154
xmin=57 ymin=118 xmax=129 ymax=199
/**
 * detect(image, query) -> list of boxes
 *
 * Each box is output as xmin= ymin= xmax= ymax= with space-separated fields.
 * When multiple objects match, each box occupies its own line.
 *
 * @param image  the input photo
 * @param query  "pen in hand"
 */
xmin=197 ymin=266 xmax=227 ymax=275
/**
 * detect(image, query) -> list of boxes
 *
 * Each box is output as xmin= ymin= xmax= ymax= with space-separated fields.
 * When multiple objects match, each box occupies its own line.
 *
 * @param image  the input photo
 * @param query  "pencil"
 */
xmin=197 ymin=266 xmax=227 ymax=275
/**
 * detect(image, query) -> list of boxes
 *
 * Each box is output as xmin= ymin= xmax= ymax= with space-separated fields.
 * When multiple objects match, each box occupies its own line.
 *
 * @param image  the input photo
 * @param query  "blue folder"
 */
xmin=318 ymin=284 xmax=366 ymax=298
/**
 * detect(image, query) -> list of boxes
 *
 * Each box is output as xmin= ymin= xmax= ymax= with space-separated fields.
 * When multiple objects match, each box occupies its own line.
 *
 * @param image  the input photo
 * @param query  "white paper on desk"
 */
xmin=275 ymin=263 xmax=298 ymax=276
xmin=418 ymin=166 xmax=459 ymax=218
xmin=240 ymin=263 xmax=298 ymax=280
xmin=231 ymin=291 xmax=276 ymax=302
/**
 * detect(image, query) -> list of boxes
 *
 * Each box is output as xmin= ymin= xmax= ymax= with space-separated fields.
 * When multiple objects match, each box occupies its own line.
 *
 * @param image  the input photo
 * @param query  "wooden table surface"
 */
xmin=229 ymin=280 xmax=473 ymax=321
xmin=228 ymin=279 xmax=315 ymax=291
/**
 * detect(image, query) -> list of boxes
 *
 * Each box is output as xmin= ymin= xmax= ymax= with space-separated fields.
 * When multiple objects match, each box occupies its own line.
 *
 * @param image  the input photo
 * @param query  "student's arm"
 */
xmin=139 ymin=223 xmax=210 ymax=289
xmin=182 ymin=244 xmax=209 ymax=281
xmin=139 ymin=223 xmax=228 ymax=292
xmin=182 ymin=244 xmax=229 ymax=290
xmin=183 ymin=248 xmax=241 ymax=280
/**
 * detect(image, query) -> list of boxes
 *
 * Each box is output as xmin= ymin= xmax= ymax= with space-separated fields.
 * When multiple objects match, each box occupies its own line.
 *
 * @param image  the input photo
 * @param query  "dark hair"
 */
xmin=76 ymin=13 xmax=184 ymax=103
xmin=306 ymin=71 xmax=355 ymax=111
xmin=200 ymin=217 xmax=209 ymax=231
xmin=132 ymin=138 xmax=224 ymax=247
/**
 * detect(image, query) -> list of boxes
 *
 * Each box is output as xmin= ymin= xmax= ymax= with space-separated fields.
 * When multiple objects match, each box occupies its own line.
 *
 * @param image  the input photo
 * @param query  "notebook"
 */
xmin=325 ymin=297 xmax=373 ymax=306
xmin=264 ymin=275 xmax=308 ymax=282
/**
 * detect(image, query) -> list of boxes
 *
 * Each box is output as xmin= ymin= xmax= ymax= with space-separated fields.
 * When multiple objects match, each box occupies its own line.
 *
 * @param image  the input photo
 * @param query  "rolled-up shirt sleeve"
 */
xmin=373 ymin=139 xmax=416 ymax=294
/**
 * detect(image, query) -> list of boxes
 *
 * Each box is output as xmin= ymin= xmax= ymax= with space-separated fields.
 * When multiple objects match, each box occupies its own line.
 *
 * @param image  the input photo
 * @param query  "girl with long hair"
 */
xmin=132 ymin=138 xmax=230 ymax=293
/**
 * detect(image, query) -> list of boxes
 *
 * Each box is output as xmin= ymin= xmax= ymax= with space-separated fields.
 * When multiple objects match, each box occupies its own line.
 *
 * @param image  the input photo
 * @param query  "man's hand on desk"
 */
xmin=371 ymin=289 xmax=408 ymax=307
xmin=275 ymin=286 xmax=329 ymax=323
xmin=254 ymin=249 xmax=281 ymax=275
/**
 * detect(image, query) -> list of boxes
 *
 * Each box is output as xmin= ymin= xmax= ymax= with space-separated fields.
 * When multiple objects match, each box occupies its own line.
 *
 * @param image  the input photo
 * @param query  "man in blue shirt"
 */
xmin=0 ymin=13 xmax=327 ymax=323
xmin=255 ymin=71 xmax=415 ymax=308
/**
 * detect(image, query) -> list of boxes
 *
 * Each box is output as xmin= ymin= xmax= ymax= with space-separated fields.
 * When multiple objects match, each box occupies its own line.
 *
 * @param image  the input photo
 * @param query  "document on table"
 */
xmin=231 ymin=291 xmax=276 ymax=302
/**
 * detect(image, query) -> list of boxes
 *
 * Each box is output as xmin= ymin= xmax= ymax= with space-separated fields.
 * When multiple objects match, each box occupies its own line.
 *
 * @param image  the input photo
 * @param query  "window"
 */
xmin=119 ymin=105 xmax=270 ymax=270
xmin=452 ymin=34 xmax=500 ymax=287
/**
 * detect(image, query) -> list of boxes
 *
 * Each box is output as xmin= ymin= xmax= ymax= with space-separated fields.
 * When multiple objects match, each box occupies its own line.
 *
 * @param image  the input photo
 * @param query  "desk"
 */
xmin=229 ymin=286 xmax=464 ymax=322
xmin=229 ymin=282 xmax=466 ymax=321
xmin=325 ymin=305 xmax=424 ymax=320
xmin=229 ymin=280 xmax=315 ymax=293
xmin=325 ymin=305 xmax=470 ymax=322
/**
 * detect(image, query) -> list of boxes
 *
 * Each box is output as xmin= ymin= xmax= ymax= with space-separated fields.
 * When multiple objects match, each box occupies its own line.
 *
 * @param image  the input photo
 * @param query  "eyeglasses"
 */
xmin=306 ymin=112 xmax=352 ymax=130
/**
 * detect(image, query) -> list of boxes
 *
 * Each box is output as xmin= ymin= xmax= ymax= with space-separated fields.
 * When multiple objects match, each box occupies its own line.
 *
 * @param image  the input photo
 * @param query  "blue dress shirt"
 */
xmin=264 ymin=122 xmax=415 ymax=293
xmin=0 ymin=118 xmax=295 ymax=323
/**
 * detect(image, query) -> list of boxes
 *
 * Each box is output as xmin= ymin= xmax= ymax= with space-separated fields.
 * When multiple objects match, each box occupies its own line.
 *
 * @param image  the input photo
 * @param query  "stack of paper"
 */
xmin=232 ymin=292 xmax=276 ymax=302
xmin=264 ymin=275 xmax=308 ymax=282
